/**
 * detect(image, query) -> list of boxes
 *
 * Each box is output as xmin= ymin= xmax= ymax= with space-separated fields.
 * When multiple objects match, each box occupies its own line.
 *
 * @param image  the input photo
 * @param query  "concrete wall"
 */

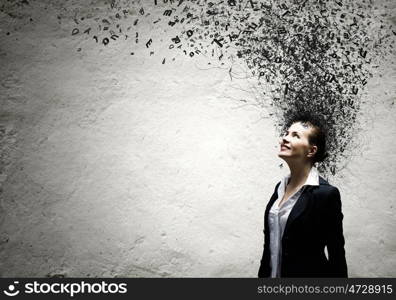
xmin=0 ymin=0 xmax=395 ymax=277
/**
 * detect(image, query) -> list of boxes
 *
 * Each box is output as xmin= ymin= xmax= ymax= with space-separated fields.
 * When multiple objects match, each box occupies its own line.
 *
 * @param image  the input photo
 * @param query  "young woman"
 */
xmin=258 ymin=115 xmax=347 ymax=277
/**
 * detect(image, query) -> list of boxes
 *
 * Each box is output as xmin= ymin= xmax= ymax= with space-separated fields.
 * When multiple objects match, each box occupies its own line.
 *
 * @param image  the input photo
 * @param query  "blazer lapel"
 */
xmin=283 ymin=186 xmax=314 ymax=234
xmin=264 ymin=182 xmax=281 ymax=225
xmin=266 ymin=191 xmax=278 ymax=214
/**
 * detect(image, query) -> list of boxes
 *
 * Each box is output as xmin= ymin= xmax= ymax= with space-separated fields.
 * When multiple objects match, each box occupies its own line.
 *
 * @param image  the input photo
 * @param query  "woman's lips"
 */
xmin=280 ymin=145 xmax=290 ymax=150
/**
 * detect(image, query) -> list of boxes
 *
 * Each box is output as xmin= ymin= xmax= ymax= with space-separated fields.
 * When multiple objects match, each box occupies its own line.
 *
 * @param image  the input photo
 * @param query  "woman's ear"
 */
xmin=307 ymin=145 xmax=318 ymax=158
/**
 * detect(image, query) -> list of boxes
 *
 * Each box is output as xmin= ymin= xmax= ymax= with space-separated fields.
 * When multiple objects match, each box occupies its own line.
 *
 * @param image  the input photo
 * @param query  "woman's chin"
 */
xmin=278 ymin=152 xmax=288 ymax=158
xmin=278 ymin=153 xmax=291 ymax=162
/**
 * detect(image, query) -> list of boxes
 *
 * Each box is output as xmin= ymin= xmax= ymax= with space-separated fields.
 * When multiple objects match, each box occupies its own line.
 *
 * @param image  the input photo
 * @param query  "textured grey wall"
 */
xmin=0 ymin=0 xmax=395 ymax=277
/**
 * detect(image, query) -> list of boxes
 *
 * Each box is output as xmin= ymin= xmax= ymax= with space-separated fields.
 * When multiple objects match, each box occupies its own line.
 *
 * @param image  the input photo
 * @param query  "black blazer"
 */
xmin=258 ymin=176 xmax=347 ymax=278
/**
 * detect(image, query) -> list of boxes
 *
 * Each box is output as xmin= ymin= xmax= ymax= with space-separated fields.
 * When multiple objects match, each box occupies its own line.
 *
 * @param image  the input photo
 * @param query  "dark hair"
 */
xmin=283 ymin=112 xmax=328 ymax=163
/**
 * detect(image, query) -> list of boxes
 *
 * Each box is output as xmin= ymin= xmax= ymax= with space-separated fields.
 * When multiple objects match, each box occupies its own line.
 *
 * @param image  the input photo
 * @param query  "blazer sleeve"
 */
xmin=324 ymin=187 xmax=348 ymax=277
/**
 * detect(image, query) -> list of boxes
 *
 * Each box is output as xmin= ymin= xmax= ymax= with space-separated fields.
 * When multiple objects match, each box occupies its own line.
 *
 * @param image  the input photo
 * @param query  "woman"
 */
xmin=258 ymin=115 xmax=347 ymax=277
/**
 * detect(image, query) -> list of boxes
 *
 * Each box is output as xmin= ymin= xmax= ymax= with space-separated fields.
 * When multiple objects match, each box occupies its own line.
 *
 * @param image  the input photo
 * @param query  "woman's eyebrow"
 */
xmin=285 ymin=130 xmax=300 ymax=135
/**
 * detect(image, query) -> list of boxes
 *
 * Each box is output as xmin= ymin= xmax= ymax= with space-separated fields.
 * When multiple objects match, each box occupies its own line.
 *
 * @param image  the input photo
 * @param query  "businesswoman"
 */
xmin=258 ymin=115 xmax=347 ymax=277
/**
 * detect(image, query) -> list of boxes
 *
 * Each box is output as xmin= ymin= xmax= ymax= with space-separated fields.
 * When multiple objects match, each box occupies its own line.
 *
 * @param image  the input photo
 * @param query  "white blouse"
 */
xmin=268 ymin=167 xmax=319 ymax=277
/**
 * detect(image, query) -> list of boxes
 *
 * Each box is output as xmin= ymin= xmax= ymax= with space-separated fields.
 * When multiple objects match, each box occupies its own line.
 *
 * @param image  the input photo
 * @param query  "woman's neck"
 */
xmin=287 ymin=162 xmax=313 ymax=188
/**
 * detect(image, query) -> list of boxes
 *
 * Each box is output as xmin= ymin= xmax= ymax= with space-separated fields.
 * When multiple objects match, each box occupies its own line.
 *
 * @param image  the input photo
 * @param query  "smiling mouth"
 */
xmin=280 ymin=145 xmax=290 ymax=150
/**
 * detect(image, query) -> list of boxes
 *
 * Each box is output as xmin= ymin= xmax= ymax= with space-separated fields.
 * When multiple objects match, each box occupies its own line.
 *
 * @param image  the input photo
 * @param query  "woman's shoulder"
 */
xmin=314 ymin=177 xmax=341 ymax=201
xmin=318 ymin=176 xmax=339 ymax=190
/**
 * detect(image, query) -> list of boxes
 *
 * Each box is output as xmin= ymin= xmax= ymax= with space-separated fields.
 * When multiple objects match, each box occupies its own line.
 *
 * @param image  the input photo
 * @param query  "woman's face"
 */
xmin=278 ymin=122 xmax=317 ymax=163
